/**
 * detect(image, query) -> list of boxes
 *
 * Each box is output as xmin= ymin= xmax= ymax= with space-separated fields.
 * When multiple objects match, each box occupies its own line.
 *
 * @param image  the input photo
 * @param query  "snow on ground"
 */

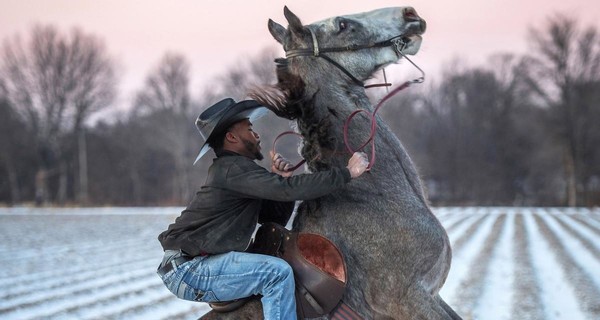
xmin=473 ymin=212 xmax=514 ymax=320
xmin=523 ymin=209 xmax=586 ymax=320
xmin=0 ymin=207 xmax=599 ymax=319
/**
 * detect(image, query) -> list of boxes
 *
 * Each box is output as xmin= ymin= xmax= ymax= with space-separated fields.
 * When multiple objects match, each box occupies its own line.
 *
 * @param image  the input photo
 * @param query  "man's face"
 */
xmin=229 ymin=119 xmax=263 ymax=160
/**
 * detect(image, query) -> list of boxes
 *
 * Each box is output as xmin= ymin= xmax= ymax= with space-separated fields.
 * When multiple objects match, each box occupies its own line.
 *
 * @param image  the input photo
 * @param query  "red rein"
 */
xmin=272 ymin=80 xmax=414 ymax=172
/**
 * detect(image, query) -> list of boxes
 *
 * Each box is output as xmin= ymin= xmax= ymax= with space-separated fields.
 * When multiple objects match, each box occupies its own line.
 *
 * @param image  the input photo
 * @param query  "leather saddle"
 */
xmin=209 ymin=222 xmax=347 ymax=318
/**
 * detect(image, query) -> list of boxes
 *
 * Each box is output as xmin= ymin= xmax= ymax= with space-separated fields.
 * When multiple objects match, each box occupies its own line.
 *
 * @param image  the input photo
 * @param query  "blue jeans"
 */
xmin=158 ymin=251 xmax=297 ymax=320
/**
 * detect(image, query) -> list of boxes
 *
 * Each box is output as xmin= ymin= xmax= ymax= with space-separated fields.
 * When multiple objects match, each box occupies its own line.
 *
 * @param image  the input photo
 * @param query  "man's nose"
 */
xmin=254 ymin=132 xmax=260 ymax=139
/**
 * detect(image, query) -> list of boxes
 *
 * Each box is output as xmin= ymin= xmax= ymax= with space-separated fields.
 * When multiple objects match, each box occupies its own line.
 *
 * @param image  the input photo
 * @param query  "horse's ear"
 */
xmin=283 ymin=6 xmax=303 ymax=34
xmin=268 ymin=19 xmax=286 ymax=45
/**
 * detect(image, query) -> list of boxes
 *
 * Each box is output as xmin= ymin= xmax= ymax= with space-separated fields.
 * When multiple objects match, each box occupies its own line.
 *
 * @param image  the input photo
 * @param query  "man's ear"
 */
xmin=225 ymin=131 xmax=238 ymax=143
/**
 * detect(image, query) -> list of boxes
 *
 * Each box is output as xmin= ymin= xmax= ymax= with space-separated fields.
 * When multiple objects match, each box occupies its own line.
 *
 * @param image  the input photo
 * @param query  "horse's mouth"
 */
xmin=398 ymin=34 xmax=422 ymax=55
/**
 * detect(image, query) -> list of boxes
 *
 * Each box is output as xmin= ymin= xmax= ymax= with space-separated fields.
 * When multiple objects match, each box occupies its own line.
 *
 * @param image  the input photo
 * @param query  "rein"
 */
xmin=273 ymin=28 xmax=425 ymax=172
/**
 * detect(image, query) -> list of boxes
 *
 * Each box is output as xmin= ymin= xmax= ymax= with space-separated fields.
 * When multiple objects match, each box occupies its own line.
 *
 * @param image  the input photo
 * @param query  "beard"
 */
xmin=242 ymin=138 xmax=263 ymax=161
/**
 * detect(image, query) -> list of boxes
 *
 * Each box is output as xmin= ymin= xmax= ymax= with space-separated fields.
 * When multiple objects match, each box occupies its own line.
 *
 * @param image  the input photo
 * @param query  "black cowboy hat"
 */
xmin=194 ymin=98 xmax=268 ymax=163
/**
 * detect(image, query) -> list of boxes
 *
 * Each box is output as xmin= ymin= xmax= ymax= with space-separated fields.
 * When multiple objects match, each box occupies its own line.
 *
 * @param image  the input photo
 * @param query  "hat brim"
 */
xmin=194 ymin=103 xmax=268 ymax=164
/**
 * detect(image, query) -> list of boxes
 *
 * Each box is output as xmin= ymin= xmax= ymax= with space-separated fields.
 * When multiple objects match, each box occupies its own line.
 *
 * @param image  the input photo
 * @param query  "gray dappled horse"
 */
xmin=203 ymin=6 xmax=461 ymax=320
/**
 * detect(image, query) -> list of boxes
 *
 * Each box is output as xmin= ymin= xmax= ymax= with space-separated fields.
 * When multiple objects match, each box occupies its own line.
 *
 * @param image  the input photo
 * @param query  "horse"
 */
xmin=202 ymin=6 xmax=461 ymax=320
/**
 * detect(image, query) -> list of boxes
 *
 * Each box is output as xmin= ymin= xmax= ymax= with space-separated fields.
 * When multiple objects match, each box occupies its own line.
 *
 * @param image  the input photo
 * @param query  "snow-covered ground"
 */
xmin=0 ymin=207 xmax=599 ymax=320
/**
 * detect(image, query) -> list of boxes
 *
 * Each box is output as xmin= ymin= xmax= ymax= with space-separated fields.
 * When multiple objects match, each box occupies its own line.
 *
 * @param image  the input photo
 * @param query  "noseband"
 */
xmin=285 ymin=28 xmax=424 ymax=87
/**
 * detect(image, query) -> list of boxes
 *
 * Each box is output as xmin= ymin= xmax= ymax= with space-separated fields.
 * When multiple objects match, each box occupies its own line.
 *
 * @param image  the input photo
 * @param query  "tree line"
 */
xmin=1 ymin=14 xmax=599 ymax=207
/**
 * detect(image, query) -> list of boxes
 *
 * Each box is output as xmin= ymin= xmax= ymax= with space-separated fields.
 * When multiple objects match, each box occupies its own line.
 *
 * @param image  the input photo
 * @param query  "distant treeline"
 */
xmin=1 ymin=14 xmax=599 ymax=207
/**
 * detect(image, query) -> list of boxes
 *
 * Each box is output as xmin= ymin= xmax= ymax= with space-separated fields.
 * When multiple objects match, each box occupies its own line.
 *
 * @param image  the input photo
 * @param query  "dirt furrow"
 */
xmin=443 ymin=214 xmax=474 ymax=235
xmin=0 ymin=237 xmax=147 ymax=263
xmin=0 ymin=276 xmax=163 ymax=319
xmin=64 ymin=286 xmax=173 ymax=319
xmin=549 ymin=214 xmax=600 ymax=261
xmin=0 ymin=257 xmax=157 ymax=301
xmin=0 ymin=267 xmax=156 ymax=313
xmin=0 ymin=251 xmax=159 ymax=295
xmin=571 ymin=214 xmax=600 ymax=234
xmin=511 ymin=214 xmax=544 ymax=319
xmin=0 ymin=240 xmax=157 ymax=281
xmin=533 ymin=214 xmax=600 ymax=319
xmin=588 ymin=213 xmax=600 ymax=225
xmin=41 ymin=282 xmax=166 ymax=319
xmin=450 ymin=214 xmax=488 ymax=253
xmin=453 ymin=214 xmax=506 ymax=318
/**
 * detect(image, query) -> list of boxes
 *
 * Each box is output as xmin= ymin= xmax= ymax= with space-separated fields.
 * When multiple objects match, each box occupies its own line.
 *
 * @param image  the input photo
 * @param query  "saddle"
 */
xmin=209 ymin=222 xmax=347 ymax=318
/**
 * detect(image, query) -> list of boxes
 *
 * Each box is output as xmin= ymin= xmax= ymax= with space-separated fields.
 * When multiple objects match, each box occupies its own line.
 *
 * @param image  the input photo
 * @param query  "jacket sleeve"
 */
xmin=224 ymin=159 xmax=352 ymax=202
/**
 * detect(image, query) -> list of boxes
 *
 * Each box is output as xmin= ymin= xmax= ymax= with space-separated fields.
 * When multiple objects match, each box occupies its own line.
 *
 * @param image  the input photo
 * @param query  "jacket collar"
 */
xmin=215 ymin=150 xmax=243 ymax=158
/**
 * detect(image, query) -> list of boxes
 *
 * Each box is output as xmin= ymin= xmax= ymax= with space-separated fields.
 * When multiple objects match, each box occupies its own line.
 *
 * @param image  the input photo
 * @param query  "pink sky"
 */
xmin=1 ymin=0 xmax=599 ymax=113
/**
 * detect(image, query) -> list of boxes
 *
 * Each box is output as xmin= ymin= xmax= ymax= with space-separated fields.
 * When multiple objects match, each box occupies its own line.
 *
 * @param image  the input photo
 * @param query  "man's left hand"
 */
xmin=270 ymin=151 xmax=293 ymax=177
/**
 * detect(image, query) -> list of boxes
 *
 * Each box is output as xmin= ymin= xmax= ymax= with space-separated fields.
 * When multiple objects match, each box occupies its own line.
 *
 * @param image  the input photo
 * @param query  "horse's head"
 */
xmin=268 ymin=6 xmax=426 ymax=84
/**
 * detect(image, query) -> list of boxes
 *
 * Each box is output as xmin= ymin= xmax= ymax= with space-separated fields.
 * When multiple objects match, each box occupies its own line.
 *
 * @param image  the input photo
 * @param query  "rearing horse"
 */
xmin=203 ymin=6 xmax=461 ymax=320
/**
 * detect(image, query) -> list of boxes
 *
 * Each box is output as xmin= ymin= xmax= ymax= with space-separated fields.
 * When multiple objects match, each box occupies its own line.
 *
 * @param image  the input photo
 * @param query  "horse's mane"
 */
xmin=248 ymin=58 xmax=336 ymax=171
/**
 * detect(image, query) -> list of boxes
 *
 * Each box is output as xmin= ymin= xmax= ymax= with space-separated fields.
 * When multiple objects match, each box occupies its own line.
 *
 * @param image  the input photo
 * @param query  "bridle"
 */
xmin=285 ymin=28 xmax=424 ymax=87
xmin=273 ymin=28 xmax=426 ymax=172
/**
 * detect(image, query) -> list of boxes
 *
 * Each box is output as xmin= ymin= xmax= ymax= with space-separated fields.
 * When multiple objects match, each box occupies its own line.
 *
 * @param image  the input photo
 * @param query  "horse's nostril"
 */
xmin=403 ymin=7 xmax=419 ymax=22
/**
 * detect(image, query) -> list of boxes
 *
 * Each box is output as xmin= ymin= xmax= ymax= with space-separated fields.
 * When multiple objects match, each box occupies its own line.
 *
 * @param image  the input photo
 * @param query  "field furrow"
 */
xmin=448 ymin=214 xmax=488 ymax=253
xmin=0 ymin=261 xmax=157 ymax=312
xmin=511 ymin=213 xmax=544 ymax=319
xmin=571 ymin=214 xmax=600 ymax=233
xmin=0 ymin=256 xmax=158 ymax=300
xmin=474 ymin=212 xmax=514 ymax=320
xmin=1 ymin=277 xmax=163 ymax=319
xmin=533 ymin=213 xmax=600 ymax=319
xmin=453 ymin=214 xmax=506 ymax=318
xmin=524 ymin=211 xmax=586 ymax=320
xmin=0 ymin=243 xmax=159 ymax=285
xmin=440 ymin=214 xmax=497 ymax=306
xmin=549 ymin=214 xmax=600 ymax=261
xmin=441 ymin=214 xmax=473 ymax=234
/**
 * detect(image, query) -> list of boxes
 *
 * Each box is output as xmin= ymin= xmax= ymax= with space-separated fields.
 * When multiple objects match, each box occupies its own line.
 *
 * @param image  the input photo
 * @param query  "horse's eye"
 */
xmin=339 ymin=20 xmax=347 ymax=31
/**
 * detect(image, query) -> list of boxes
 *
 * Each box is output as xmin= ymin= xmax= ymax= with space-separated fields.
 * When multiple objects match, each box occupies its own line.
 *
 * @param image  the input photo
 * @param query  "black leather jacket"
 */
xmin=158 ymin=151 xmax=352 ymax=256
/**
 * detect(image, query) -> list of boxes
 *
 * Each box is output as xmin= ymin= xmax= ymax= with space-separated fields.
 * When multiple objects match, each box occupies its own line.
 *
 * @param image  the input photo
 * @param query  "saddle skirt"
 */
xmin=252 ymin=223 xmax=347 ymax=318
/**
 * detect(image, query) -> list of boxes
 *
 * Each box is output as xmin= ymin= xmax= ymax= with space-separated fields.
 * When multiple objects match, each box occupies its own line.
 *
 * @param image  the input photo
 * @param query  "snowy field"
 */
xmin=1 ymin=207 xmax=599 ymax=320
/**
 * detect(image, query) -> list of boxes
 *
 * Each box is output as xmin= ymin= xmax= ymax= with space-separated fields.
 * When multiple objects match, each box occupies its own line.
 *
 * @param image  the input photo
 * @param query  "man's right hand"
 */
xmin=347 ymin=152 xmax=369 ymax=178
xmin=270 ymin=151 xmax=293 ymax=177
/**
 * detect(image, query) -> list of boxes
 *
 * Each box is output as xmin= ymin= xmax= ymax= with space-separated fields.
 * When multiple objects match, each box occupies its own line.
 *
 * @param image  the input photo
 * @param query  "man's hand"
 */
xmin=270 ymin=151 xmax=293 ymax=177
xmin=347 ymin=152 xmax=369 ymax=178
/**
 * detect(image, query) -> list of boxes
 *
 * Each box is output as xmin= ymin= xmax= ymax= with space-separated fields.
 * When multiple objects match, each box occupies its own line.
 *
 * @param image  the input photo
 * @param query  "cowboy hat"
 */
xmin=194 ymin=98 xmax=268 ymax=164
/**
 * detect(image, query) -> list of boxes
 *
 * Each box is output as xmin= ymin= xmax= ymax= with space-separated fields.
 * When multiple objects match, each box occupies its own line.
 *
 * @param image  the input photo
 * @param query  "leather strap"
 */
xmin=297 ymin=282 xmax=325 ymax=315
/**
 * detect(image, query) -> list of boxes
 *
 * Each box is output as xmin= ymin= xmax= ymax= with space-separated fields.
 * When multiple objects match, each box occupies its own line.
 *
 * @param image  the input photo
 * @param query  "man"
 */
xmin=157 ymin=98 xmax=369 ymax=320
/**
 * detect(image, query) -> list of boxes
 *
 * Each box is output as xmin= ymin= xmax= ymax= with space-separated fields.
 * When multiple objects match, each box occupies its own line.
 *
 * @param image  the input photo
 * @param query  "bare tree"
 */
xmin=524 ymin=15 xmax=600 ymax=206
xmin=0 ymin=84 xmax=28 ymax=203
xmin=213 ymin=47 xmax=279 ymax=100
xmin=133 ymin=53 xmax=192 ymax=203
xmin=134 ymin=53 xmax=191 ymax=115
xmin=1 ymin=25 xmax=116 ymax=205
